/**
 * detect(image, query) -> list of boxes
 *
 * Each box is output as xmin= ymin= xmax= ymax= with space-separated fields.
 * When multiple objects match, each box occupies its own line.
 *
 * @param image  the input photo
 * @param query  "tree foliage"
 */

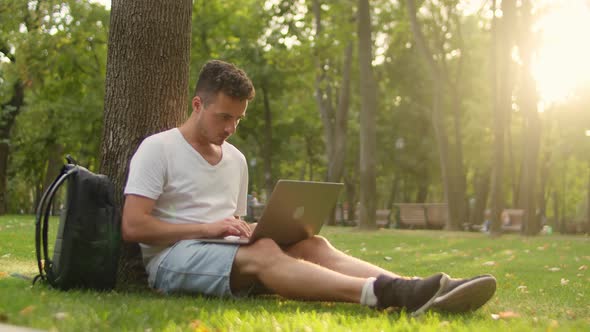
xmin=1 ymin=0 xmax=589 ymax=233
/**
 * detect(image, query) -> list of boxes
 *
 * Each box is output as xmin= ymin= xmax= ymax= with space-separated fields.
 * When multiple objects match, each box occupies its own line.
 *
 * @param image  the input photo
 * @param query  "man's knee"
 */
xmin=234 ymin=238 xmax=284 ymax=274
xmin=287 ymin=235 xmax=334 ymax=259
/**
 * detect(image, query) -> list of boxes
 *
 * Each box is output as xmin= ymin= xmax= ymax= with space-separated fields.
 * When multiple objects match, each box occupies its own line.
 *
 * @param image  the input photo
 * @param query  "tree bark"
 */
xmin=42 ymin=142 xmax=64 ymax=214
xmin=329 ymin=42 xmax=353 ymax=185
xmin=471 ymin=167 xmax=491 ymax=226
xmin=357 ymin=0 xmax=377 ymax=229
xmin=518 ymin=0 xmax=542 ymax=236
xmin=261 ymin=82 xmax=274 ymax=199
xmin=101 ymin=0 xmax=192 ymax=287
xmin=312 ymin=1 xmax=353 ymax=225
xmin=445 ymin=10 xmax=468 ymax=229
xmin=0 ymin=81 xmax=25 ymax=215
xmin=406 ymin=0 xmax=453 ymax=229
xmin=490 ymin=0 xmax=516 ymax=234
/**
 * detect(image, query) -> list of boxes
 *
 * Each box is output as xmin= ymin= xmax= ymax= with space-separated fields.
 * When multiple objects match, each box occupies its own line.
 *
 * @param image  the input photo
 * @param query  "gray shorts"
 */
xmin=146 ymin=240 xmax=240 ymax=297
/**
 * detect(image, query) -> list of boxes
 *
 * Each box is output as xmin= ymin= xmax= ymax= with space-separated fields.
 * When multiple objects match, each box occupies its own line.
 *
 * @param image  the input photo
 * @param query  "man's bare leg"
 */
xmin=284 ymin=236 xmax=403 ymax=279
xmin=230 ymin=238 xmax=366 ymax=302
xmin=230 ymin=238 xmax=466 ymax=315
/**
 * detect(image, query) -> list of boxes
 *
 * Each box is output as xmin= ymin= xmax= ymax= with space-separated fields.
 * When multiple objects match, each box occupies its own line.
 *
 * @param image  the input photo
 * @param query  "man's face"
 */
xmin=194 ymin=93 xmax=248 ymax=146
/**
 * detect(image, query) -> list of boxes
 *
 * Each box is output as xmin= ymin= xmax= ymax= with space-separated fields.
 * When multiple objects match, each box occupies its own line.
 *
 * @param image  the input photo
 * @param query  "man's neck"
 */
xmin=178 ymin=123 xmax=223 ymax=166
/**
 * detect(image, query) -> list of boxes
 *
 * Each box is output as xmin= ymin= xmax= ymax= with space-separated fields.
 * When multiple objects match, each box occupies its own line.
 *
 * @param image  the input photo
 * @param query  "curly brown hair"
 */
xmin=194 ymin=60 xmax=255 ymax=107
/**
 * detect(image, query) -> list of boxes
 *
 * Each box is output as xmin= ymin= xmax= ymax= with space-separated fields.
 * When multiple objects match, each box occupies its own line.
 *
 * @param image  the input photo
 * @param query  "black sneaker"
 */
xmin=432 ymin=274 xmax=497 ymax=313
xmin=374 ymin=273 xmax=449 ymax=316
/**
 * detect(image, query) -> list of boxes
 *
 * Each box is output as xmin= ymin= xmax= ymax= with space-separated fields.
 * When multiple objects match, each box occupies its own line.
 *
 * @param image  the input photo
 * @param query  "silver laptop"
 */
xmin=198 ymin=180 xmax=343 ymax=246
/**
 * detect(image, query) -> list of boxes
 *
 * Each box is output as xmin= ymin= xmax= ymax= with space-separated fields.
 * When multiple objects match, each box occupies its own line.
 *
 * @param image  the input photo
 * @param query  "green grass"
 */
xmin=0 ymin=214 xmax=589 ymax=331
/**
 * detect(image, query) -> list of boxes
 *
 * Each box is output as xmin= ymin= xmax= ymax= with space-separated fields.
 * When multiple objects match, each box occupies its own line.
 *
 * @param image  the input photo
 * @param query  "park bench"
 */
xmin=376 ymin=209 xmax=391 ymax=227
xmin=465 ymin=208 xmax=525 ymax=232
xmin=501 ymin=209 xmax=524 ymax=232
xmin=395 ymin=203 xmax=427 ymax=228
xmin=334 ymin=208 xmax=391 ymax=227
xmin=424 ymin=203 xmax=447 ymax=229
xmin=395 ymin=203 xmax=448 ymax=229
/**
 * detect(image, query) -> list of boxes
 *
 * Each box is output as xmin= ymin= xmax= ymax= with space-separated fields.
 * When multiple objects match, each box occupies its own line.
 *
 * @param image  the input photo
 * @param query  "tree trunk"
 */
xmin=344 ymin=175 xmax=357 ymax=224
xmin=0 ymin=81 xmax=25 ymax=214
xmin=490 ymin=0 xmax=516 ymax=234
xmin=447 ymin=14 xmax=468 ymax=229
xmin=406 ymin=0 xmax=453 ymax=229
xmin=553 ymin=191 xmax=562 ymax=232
xmin=357 ymin=0 xmax=377 ymax=229
xmin=42 ymin=142 xmax=64 ymax=214
xmin=312 ymin=1 xmax=353 ymax=225
xmin=471 ymin=167 xmax=491 ymax=226
xmin=0 ymin=143 xmax=8 ymax=214
xmin=387 ymin=176 xmax=400 ymax=209
xmin=261 ymin=83 xmax=274 ymax=199
xmin=415 ymin=175 xmax=429 ymax=203
xmin=537 ymin=149 xmax=551 ymax=226
xmin=518 ymin=0 xmax=541 ymax=236
xmin=325 ymin=43 xmax=353 ymax=226
xmin=101 ymin=0 xmax=192 ymax=287
xmin=328 ymin=42 xmax=352 ymax=185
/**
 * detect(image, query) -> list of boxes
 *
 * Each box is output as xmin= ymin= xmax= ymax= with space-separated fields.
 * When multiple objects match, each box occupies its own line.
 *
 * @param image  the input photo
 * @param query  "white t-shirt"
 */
xmin=124 ymin=128 xmax=248 ymax=262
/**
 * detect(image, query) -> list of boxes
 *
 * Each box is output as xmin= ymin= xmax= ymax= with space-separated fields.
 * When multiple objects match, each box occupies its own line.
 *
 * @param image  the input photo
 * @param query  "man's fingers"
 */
xmin=223 ymin=218 xmax=250 ymax=237
xmin=237 ymin=221 xmax=251 ymax=237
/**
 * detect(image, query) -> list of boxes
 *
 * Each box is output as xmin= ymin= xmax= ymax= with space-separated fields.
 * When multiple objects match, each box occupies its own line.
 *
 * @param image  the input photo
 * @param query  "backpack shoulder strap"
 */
xmin=33 ymin=159 xmax=78 ymax=285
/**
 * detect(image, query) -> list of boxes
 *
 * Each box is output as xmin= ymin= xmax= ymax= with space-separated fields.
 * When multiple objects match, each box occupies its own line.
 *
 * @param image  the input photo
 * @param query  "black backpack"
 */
xmin=34 ymin=155 xmax=121 ymax=290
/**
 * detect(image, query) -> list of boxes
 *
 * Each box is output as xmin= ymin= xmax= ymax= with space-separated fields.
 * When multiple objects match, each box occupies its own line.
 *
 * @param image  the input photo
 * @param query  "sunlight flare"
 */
xmin=532 ymin=0 xmax=590 ymax=103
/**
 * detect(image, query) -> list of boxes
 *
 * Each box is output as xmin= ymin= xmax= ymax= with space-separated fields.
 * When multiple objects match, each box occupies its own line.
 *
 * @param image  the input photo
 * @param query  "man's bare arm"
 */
xmin=122 ymin=195 xmax=251 ymax=246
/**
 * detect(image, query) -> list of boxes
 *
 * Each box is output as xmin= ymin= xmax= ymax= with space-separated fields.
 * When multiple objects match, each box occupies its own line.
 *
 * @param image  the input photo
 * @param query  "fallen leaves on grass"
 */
xmin=482 ymin=261 xmax=496 ymax=266
xmin=19 ymin=306 xmax=35 ymax=315
xmin=491 ymin=311 xmax=521 ymax=320
xmin=579 ymin=265 xmax=588 ymax=271
xmin=384 ymin=256 xmax=392 ymax=261
xmin=517 ymin=285 xmax=528 ymax=293
xmin=1 ymin=253 xmax=10 ymax=259
xmin=547 ymin=267 xmax=560 ymax=272
xmin=560 ymin=278 xmax=569 ymax=286
xmin=54 ymin=312 xmax=69 ymax=320
xmin=438 ymin=321 xmax=451 ymax=328
xmin=189 ymin=319 xmax=211 ymax=332
xmin=566 ymin=310 xmax=576 ymax=319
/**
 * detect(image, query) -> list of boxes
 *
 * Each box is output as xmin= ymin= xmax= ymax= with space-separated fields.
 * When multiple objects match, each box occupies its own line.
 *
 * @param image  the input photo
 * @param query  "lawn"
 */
xmin=0 ymin=214 xmax=589 ymax=331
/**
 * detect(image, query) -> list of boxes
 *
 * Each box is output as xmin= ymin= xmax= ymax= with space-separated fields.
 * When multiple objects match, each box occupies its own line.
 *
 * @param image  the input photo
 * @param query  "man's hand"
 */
xmin=205 ymin=217 xmax=252 ymax=239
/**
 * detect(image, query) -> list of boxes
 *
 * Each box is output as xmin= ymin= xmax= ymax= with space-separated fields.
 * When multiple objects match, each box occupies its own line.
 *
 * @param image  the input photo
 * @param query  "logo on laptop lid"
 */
xmin=292 ymin=206 xmax=305 ymax=220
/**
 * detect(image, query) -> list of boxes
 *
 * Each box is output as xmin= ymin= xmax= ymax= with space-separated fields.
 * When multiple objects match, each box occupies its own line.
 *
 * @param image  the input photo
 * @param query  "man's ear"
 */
xmin=192 ymin=96 xmax=203 ymax=113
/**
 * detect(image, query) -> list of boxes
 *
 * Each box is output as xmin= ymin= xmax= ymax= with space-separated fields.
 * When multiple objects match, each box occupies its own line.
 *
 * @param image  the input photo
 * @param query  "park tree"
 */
xmin=1 ymin=1 xmax=108 ymax=214
xmin=375 ymin=1 xmax=438 ymax=210
xmin=515 ymin=0 xmax=542 ymax=235
xmin=0 ymin=1 xmax=28 ymax=214
xmin=100 ymin=0 xmax=192 ymax=285
xmin=312 ymin=0 xmax=354 ymax=224
xmin=357 ymin=0 xmax=378 ymax=229
xmin=489 ymin=0 xmax=516 ymax=234
xmin=406 ymin=0 xmax=470 ymax=230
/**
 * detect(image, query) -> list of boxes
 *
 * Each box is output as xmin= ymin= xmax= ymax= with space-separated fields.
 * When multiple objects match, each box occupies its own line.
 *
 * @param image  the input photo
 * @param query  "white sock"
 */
xmin=360 ymin=277 xmax=378 ymax=306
